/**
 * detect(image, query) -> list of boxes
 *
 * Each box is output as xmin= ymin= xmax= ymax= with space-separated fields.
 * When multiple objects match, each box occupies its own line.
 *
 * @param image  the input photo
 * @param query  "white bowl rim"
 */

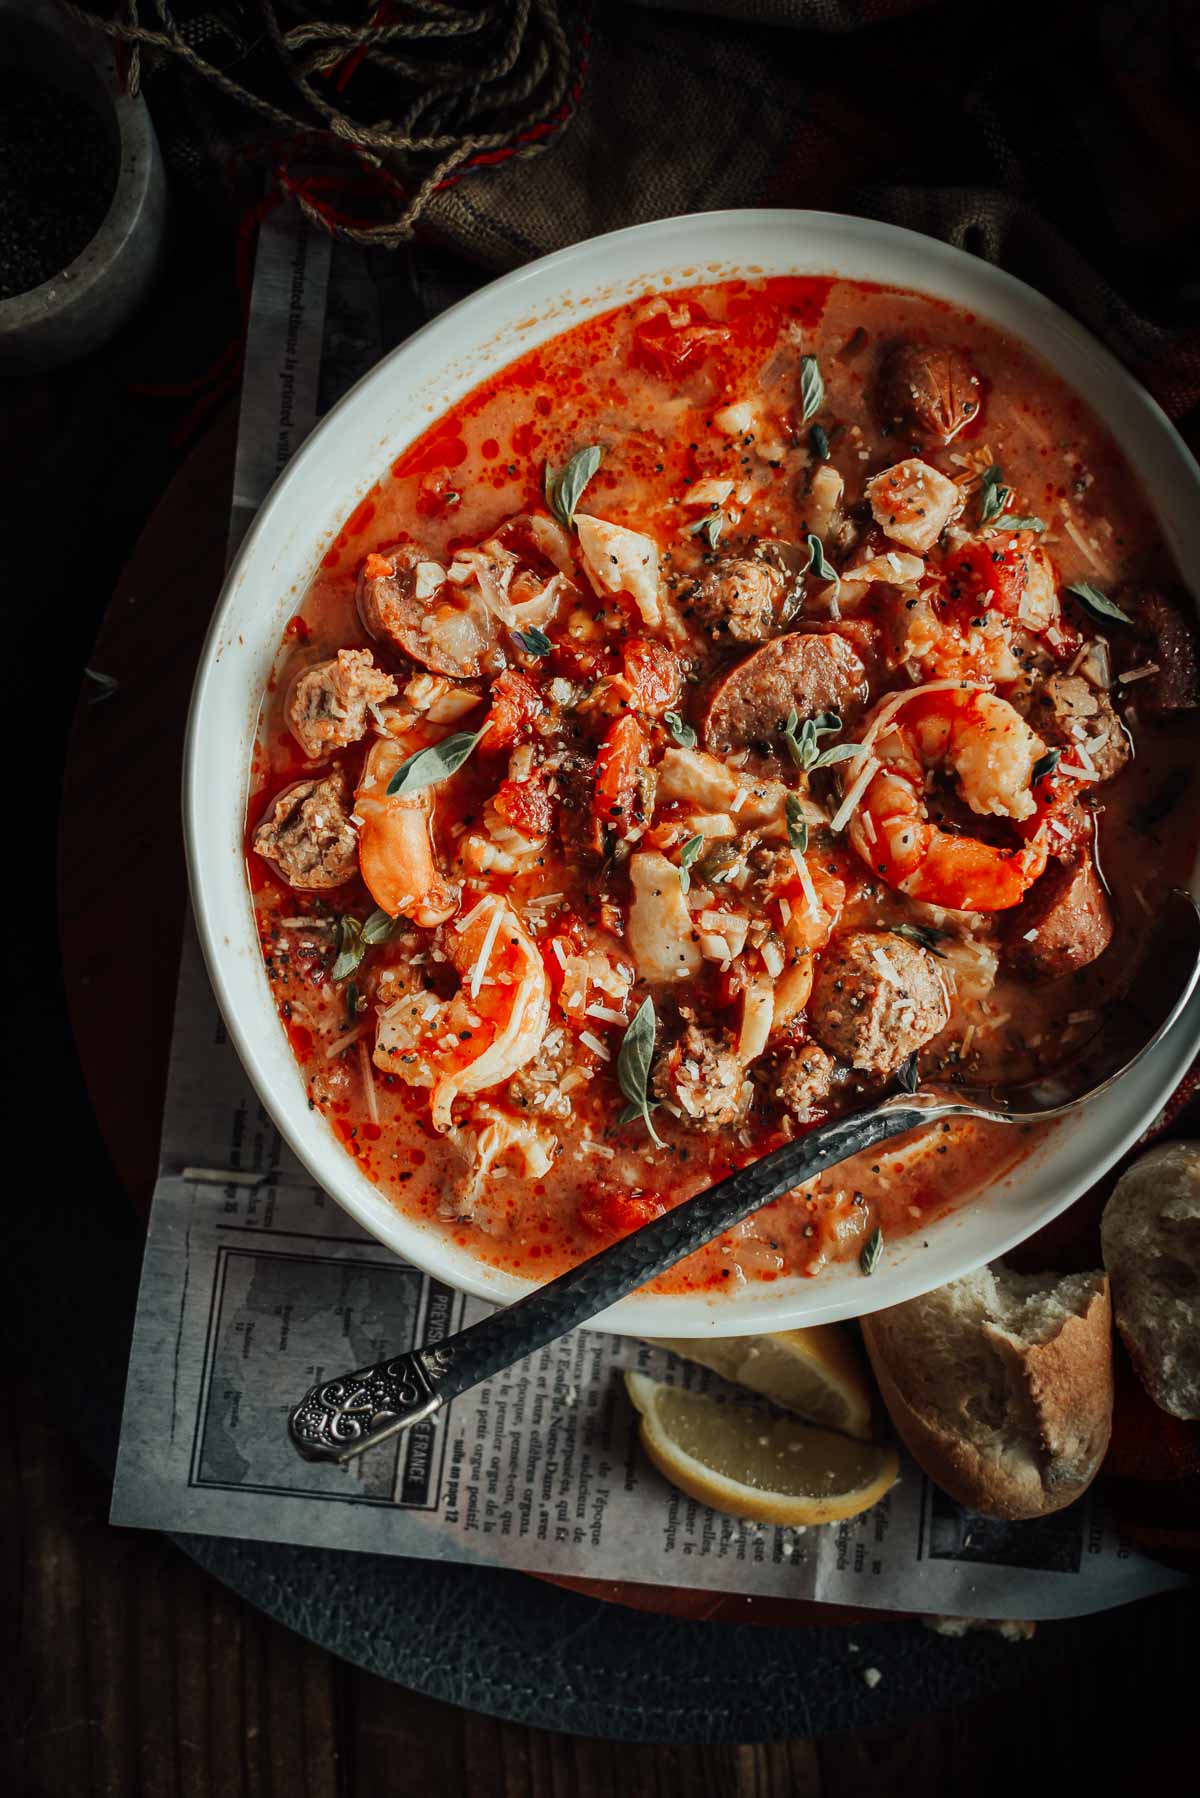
xmin=184 ymin=205 xmax=1200 ymax=1336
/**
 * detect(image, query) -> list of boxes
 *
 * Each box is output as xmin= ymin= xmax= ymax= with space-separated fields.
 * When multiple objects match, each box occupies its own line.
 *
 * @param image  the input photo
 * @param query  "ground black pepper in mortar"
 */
xmin=0 ymin=71 xmax=117 ymax=300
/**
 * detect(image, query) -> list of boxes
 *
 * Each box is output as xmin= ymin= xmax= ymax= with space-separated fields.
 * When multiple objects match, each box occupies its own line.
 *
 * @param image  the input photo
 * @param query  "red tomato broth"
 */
xmin=246 ymin=275 xmax=1200 ymax=1293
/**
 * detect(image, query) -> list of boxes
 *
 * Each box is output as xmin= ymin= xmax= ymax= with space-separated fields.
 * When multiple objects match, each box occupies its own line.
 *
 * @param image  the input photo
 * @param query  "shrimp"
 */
xmin=846 ymin=688 xmax=1051 ymax=911
xmin=373 ymin=894 xmax=551 ymax=1132
xmin=354 ymin=735 xmax=460 ymax=927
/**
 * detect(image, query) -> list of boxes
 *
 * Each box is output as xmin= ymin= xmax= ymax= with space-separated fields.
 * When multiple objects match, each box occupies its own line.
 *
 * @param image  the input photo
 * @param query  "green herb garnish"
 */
xmin=1031 ymin=747 xmax=1062 ymax=784
xmin=544 ymin=444 xmax=603 ymax=530
xmin=859 ymin=1226 xmax=884 ymax=1277
xmin=889 ymin=922 xmax=947 ymax=959
xmin=1066 ymin=581 xmax=1133 ymax=626
xmin=513 ymin=625 xmax=553 ymax=657
xmin=809 ymin=422 xmax=831 ymax=462
xmin=978 ymin=464 xmax=1011 ymax=529
xmin=804 ymin=532 xmax=840 ymax=606
xmin=616 ymin=997 xmax=664 ymax=1148
xmin=331 ymin=908 xmax=399 ymax=982
xmin=386 ymin=726 xmax=485 ymax=796
xmin=896 ymin=1051 xmax=920 ymax=1095
xmin=799 ymin=354 xmax=824 ymax=423
xmin=782 ymin=708 xmax=842 ymax=771
xmin=1000 ymin=515 xmax=1046 ymax=532
xmin=664 ymin=711 xmax=698 ymax=749
xmin=678 ymin=834 xmax=705 ymax=894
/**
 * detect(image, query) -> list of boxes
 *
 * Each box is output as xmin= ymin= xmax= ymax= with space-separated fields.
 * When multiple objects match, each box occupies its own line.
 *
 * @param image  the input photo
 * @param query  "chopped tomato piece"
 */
xmin=593 ymin=714 xmax=652 ymax=834
xmin=945 ymin=530 xmax=1047 ymax=621
xmin=493 ymin=773 xmax=554 ymax=836
xmin=624 ymin=636 xmax=682 ymax=715
xmin=482 ymin=669 xmax=543 ymax=749
xmin=632 ymin=304 xmax=730 ymax=380
xmin=579 ymin=1186 xmax=667 ymax=1238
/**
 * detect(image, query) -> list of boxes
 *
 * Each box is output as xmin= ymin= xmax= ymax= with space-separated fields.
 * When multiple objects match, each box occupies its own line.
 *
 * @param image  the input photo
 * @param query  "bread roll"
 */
xmin=862 ymin=1263 xmax=1112 ymax=1519
xmin=1101 ymin=1141 xmax=1200 ymax=1420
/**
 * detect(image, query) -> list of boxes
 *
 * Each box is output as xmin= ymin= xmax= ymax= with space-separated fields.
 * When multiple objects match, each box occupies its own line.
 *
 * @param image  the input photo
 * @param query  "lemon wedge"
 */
xmin=644 ymin=1326 xmax=874 ymax=1441
xmin=625 ymin=1371 xmax=899 ymax=1527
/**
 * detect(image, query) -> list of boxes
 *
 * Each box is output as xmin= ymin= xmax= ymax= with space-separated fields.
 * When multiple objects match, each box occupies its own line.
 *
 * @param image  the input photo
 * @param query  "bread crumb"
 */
xmin=923 ymin=1614 xmax=1035 ymax=1642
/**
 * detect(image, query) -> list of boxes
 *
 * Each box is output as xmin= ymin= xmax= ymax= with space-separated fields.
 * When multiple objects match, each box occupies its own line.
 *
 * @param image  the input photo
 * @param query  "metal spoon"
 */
xmin=289 ymin=886 xmax=1200 ymax=1465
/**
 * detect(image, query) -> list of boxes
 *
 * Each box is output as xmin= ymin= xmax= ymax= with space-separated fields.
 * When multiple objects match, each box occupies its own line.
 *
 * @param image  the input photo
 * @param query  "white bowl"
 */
xmin=185 ymin=209 xmax=1200 ymax=1336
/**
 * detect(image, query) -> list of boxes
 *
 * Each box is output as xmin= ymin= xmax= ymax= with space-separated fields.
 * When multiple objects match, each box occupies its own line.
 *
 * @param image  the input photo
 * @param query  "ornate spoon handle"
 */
xmin=290 ymin=1094 xmax=967 ymax=1463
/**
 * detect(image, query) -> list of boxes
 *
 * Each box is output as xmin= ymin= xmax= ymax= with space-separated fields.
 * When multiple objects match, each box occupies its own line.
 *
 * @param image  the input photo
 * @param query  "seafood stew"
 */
xmin=247 ymin=275 xmax=1200 ymax=1293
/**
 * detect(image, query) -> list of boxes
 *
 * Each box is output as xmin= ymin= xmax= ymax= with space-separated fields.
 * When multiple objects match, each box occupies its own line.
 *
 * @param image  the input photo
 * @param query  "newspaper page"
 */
xmin=111 ymin=203 xmax=1186 ymax=1619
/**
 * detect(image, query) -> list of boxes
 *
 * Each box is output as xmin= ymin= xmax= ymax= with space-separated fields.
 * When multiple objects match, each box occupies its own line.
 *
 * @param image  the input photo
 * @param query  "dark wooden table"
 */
xmin=10 ymin=397 xmax=1195 ymax=1796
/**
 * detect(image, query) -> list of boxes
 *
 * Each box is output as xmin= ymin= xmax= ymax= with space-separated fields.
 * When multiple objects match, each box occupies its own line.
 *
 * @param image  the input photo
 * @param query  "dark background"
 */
xmin=6 ymin=0 xmax=1200 ymax=1789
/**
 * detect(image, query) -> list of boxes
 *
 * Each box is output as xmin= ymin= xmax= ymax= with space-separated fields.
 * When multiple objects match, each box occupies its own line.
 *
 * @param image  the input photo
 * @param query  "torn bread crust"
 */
xmin=1102 ymin=1141 xmax=1200 ymax=1420
xmin=861 ymin=1263 xmax=1112 ymax=1520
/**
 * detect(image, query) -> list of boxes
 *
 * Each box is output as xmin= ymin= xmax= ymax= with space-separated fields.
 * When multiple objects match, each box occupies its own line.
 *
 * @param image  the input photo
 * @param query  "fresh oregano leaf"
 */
xmin=1031 ymin=747 xmax=1062 ymax=784
xmin=809 ymin=422 xmax=831 ymax=462
xmin=544 ymin=444 xmax=603 ymax=530
xmin=617 ymin=997 xmax=664 ymax=1148
xmin=1001 ymin=515 xmax=1046 ymax=532
xmin=663 ymin=711 xmax=698 ymax=749
xmin=785 ymin=793 xmax=809 ymax=857
xmin=977 ymin=464 xmax=1011 ymax=529
xmin=804 ymin=532 xmax=841 ymax=606
xmin=783 ymin=708 xmax=842 ymax=772
xmin=896 ymin=1050 xmax=920 ymax=1095
xmin=799 ymin=354 xmax=824 ymax=423
xmin=513 ymin=625 xmax=553 ymax=657
xmin=810 ymin=741 xmax=865 ymax=769
xmin=678 ymin=833 xmax=705 ymax=894
xmin=331 ymin=907 xmax=399 ymax=982
xmin=1066 ymin=581 xmax=1133 ymax=627
xmin=859 ymin=1226 xmax=884 ymax=1277
xmin=386 ymin=726 xmax=485 ymax=796
xmin=889 ymin=922 xmax=947 ymax=959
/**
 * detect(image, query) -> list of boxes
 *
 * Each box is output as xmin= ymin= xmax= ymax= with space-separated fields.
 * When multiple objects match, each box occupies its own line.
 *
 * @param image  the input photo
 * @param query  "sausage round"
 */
xmin=1004 ymin=851 xmax=1113 ymax=980
xmin=876 ymin=341 xmax=982 ymax=444
xmin=702 ymin=630 xmax=868 ymax=753
xmin=252 ymin=771 xmax=359 ymax=890
xmin=678 ymin=556 xmax=786 ymax=645
xmin=358 ymin=543 xmax=499 ymax=678
xmin=809 ymin=931 xmax=950 ymax=1076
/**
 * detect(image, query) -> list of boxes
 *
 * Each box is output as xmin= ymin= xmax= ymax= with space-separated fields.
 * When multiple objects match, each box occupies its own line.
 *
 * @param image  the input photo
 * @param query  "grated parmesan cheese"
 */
xmin=579 ymin=1030 xmax=611 ymax=1061
xmin=586 ymin=1004 xmax=627 ymax=1025
xmin=871 ymin=946 xmax=903 ymax=988
xmin=830 ymin=754 xmax=880 ymax=833
xmin=468 ymin=900 xmax=505 ymax=999
xmin=1117 ymin=663 xmax=1160 ymax=685
xmin=358 ymin=1038 xmax=380 ymax=1126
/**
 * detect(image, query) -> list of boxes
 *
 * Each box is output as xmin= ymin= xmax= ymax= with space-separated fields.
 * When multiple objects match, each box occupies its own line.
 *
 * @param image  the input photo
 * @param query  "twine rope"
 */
xmin=62 ymin=0 xmax=579 ymax=243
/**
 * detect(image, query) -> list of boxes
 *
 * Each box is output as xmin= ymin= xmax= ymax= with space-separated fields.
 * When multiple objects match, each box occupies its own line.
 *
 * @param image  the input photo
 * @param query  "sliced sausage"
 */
xmin=678 ymin=556 xmax=786 ymax=645
xmin=1004 ymin=850 xmax=1113 ymax=980
xmin=702 ymin=630 xmax=868 ymax=753
xmin=652 ymin=1022 xmax=747 ymax=1129
xmin=1115 ymin=584 xmax=1200 ymax=716
xmin=876 ymin=341 xmax=982 ymax=444
xmin=285 ymin=648 xmax=398 ymax=760
xmin=357 ymin=543 xmax=500 ymax=678
xmin=1027 ymin=674 xmax=1131 ymax=783
xmin=252 ymin=771 xmax=358 ymax=890
xmin=769 ymin=1041 xmax=838 ymax=1121
xmin=809 ymin=931 xmax=950 ymax=1076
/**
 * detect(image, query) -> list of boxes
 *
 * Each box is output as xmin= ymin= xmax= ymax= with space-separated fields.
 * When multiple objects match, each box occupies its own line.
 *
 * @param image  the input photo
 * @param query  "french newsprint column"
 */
xmin=227 ymin=198 xmax=332 ymax=561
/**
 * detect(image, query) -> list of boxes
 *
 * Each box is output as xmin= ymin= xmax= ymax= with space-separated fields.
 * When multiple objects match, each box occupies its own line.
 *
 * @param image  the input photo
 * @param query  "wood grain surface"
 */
xmin=18 ymin=407 xmax=1192 ymax=1795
